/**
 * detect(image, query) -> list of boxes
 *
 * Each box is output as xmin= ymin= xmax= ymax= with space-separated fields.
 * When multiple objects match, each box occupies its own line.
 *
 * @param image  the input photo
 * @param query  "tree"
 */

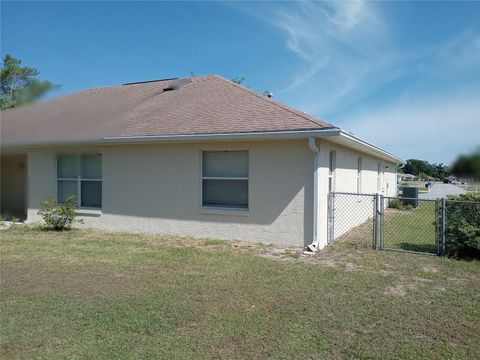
xmin=431 ymin=162 xmax=449 ymax=179
xmin=403 ymin=159 xmax=433 ymax=177
xmin=403 ymin=158 xmax=450 ymax=179
xmin=451 ymin=148 xmax=480 ymax=180
xmin=0 ymin=54 xmax=60 ymax=110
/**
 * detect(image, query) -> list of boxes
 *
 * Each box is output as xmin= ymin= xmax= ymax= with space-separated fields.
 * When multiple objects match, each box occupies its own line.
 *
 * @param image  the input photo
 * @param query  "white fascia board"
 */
xmin=329 ymin=130 xmax=405 ymax=164
xmin=100 ymin=129 xmax=341 ymax=143
xmin=0 ymin=129 xmax=339 ymax=150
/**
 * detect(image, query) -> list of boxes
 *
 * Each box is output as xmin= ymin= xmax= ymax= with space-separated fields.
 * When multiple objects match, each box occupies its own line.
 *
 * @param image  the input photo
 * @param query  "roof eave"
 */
xmin=330 ymin=130 xmax=405 ymax=165
xmin=101 ymin=128 xmax=340 ymax=143
xmin=1 ymin=127 xmax=404 ymax=164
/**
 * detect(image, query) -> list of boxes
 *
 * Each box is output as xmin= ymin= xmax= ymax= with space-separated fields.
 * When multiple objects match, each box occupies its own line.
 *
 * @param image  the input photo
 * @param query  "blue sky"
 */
xmin=1 ymin=1 xmax=479 ymax=164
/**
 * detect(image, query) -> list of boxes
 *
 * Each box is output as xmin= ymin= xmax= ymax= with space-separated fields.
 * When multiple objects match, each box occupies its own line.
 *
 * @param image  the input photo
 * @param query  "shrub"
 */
xmin=446 ymin=193 xmax=480 ymax=259
xmin=388 ymin=199 xmax=403 ymax=210
xmin=38 ymin=195 xmax=79 ymax=230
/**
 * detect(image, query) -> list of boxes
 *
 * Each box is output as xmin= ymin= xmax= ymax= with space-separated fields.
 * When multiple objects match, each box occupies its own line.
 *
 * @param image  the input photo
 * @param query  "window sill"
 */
xmin=198 ymin=207 xmax=249 ymax=217
xmin=76 ymin=209 xmax=102 ymax=217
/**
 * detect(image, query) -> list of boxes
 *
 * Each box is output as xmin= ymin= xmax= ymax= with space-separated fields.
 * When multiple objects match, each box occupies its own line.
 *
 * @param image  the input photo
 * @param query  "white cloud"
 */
xmin=338 ymin=93 xmax=480 ymax=164
xmin=421 ymin=30 xmax=480 ymax=79
xmin=245 ymin=0 xmax=411 ymax=117
xmin=271 ymin=0 xmax=387 ymax=94
xmin=225 ymin=1 xmax=480 ymax=163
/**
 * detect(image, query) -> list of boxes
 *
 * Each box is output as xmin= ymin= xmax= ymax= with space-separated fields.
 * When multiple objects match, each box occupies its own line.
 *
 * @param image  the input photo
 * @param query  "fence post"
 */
xmin=327 ymin=192 xmax=335 ymax=244
xmin=435 ymin=199 xmax=440 ymax=255
xmin=380 ymin=195 xmax=385 ymax=250
xmin=441 ymin=198 xmax=447 ymax=255
xmin=373 ymin=193 xmax=380 ymax=250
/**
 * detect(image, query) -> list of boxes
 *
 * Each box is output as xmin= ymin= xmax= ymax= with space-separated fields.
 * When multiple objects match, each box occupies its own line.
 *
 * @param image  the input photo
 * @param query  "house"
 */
xmin=0 ymin=75 xmax=403 ymax=249
xmin=398 ymin=173 xmax=417 ymax=181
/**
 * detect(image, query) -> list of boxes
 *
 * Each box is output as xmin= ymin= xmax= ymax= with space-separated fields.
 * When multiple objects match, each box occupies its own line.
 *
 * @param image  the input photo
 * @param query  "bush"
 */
xmin=446 ymin=193 xmax=480 ymax=259
xmin=388 ymin=198 xmax=403 ymax=209
xmin=388 ymin=199 xmax=414 ymax=211
xmin=38 ymin=195 xmax=79 ymax=230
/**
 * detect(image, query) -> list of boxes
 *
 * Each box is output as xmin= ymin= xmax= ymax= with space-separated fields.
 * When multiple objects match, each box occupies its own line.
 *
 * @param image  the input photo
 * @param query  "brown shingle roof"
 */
xmin=1 ymin=75 xmax=334 ymax=146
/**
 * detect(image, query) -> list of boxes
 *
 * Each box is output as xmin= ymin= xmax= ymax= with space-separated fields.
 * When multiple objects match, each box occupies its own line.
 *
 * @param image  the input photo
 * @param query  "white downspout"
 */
xmin=308 ymin=137 xmax=320 ymax=251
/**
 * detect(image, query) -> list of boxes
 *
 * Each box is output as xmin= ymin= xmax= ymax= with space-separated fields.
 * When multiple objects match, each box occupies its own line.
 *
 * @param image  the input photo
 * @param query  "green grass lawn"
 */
xmin=1 ymin=226 xmax=479 ymax=359
xmin=383 ymin=201 xmax=437 ymax=253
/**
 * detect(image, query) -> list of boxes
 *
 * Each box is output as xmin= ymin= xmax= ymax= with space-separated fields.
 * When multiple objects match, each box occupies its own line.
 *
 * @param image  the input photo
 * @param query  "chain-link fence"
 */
xmin=327 ymin=192 xmax=480 ymax=256
xmin=381 ymin=197 xmax=438 ymax=255
xmin=327 ymin=192 xmax=375 ymax=247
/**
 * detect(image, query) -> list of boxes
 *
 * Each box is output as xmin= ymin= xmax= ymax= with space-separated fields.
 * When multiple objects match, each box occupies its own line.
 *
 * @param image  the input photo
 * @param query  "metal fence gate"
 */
xmin=327 ymin=192 xmax=477 ymax=256
xmin=327 ymin=192 xmax=376 ymax=248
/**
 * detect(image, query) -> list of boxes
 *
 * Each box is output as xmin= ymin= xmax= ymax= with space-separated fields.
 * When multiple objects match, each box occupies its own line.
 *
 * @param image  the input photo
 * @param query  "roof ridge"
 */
xmin=210 ymin=74 xmax=331 ymax=128
xmin=122 ymin=77 xmax=178 ymax=86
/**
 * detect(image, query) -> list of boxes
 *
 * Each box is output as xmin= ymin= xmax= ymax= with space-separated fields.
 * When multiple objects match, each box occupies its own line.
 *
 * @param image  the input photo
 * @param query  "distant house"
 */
xmin=1 ymin=75 xmax=403 ymax=249
xmin=399 ymin=173 xmax=417 ymax=181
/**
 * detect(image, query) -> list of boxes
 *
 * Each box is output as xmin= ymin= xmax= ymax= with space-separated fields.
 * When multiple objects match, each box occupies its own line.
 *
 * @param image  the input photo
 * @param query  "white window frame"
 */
xmin=200 ymin=150 xmax=249 ymax=212
xmin=328 ymin=150 xmax=336 ymax=193
xmin=56 ymin=154 xmax=102 ymax=210
xmin=357 ymin=156 xmax=362 ymax=193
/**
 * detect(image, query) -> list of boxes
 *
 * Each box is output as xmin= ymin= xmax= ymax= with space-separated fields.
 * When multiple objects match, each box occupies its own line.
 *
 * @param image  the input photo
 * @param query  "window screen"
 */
xmin=202 ymin=151 xmax=248 ymax=209
xmin=57 ymin=154 xmax=102 ymax=209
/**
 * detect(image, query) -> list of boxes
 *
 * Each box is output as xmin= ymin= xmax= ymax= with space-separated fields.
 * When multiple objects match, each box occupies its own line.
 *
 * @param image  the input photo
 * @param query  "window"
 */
xmin=57 ymin=154 xmax=102 ymax=208
xmin=377 ymin=162 xmax=383 ymax=193
xmin=328 ymin=150 xmax=336 ymax=193
xmin=201 ymin=150 xmax=248 ymax=209
xmin=357 ymin=157 xmax=362 ymax=193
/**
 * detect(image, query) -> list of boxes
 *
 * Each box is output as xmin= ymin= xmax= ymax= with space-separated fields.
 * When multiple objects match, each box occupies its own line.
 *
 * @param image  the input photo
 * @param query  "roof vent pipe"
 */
xmin=263 ymin=90 xmax=273 ymax=98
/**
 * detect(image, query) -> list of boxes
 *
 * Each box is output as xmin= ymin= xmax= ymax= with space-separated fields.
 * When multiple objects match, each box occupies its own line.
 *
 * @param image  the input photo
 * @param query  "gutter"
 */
xmin=2 ymin=128 xmax=404 ymax=164
xmin=101 ymin=128 xmax=340 ymax=143
xmin=307 ymin=136 xmax=320 ymax=251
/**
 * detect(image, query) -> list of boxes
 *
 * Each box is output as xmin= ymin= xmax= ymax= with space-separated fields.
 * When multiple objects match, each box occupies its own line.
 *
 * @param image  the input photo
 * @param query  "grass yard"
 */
xmin=383 ymin=200 xmax=437 ymax=253
xmin=1 ymin=226 xmax=479 ymax=359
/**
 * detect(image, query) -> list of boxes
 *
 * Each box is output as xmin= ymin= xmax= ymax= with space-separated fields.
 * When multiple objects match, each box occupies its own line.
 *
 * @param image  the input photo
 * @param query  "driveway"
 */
xmin=420 ymin=183 xmax=466 ymax=200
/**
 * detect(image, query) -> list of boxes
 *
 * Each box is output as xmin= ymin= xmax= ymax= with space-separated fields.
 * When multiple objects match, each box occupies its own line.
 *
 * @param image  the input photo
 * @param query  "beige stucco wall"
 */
xmin=315 ymin=139 xmax=397 ymax=246
xmin=1 ymin=154 xmax=27 ymax=219
xmin=25 ymin=138 xmax=398 ymax=248
xmin=26 ymin=140 xmax=314 ymax=246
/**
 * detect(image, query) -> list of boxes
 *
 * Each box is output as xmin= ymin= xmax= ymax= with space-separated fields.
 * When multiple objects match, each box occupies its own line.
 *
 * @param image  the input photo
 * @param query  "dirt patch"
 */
xmin=447 ymin=277 xmax=465 ymax=284
xmin=421 ymin=265 xmax=441 ymax=273
xmin=407 ymin=276 xmax=433 ymax=284
xmin=345 ymin=262 xmax=363 ymax=272
xmin=384 ymin=282 xmax=416 ymax=297
xmin=384 ymin=284 xmax=408 ymax=297
xmin=317 ymin=258 xmax=338 ymax=268
xmin=379 ymin=269 xmax=395 ymax=276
